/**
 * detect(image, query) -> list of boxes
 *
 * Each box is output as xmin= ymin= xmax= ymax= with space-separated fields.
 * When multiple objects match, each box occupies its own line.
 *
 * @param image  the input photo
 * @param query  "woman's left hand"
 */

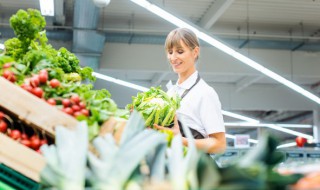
xmin=153 ymin=115 xmax=180 ymax=136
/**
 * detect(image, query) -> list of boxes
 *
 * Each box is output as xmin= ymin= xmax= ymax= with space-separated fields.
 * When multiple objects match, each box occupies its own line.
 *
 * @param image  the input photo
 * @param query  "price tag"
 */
xmin=234 ymin=134 xmax=250 ymax=148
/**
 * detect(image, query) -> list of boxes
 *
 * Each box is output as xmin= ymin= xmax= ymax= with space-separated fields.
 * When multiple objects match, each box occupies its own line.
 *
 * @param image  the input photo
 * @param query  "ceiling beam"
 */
xmin=199 ymin=0 xmax=234 ymax=29
xmin=236 ymin=75 xmax=264 ymax=92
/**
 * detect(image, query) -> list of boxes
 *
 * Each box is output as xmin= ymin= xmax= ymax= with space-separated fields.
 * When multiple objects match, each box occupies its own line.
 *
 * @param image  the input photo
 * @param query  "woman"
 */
xmin=154 ymin=28 xmax=226 ymax=154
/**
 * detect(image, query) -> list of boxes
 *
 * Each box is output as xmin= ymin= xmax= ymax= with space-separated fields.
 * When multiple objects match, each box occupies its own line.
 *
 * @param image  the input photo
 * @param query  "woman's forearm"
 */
xmin=182 ymin=134 xmax=226 ymax=154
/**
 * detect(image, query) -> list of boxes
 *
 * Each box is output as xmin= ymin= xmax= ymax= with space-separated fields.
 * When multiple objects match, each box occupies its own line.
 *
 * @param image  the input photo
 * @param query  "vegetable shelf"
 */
xmin=0 ymin=133 xmax=45 ymax=182
xmin=0 ymin=77 xmax=78 ymax=137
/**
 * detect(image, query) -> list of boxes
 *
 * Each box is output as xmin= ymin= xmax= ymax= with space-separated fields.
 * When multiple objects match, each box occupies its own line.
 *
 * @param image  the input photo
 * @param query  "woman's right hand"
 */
xmin=153 ymin=115 xmax=180 ymax=136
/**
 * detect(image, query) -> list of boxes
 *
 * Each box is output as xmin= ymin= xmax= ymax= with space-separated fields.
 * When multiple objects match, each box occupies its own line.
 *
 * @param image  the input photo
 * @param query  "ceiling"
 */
xmin=1 ymin=0 xmax=320 ymax=144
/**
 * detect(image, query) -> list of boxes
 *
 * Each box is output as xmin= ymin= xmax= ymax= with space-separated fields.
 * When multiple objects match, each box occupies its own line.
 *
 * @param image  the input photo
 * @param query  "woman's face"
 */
xmin=167 ymin=40 xmax=199 ymax=75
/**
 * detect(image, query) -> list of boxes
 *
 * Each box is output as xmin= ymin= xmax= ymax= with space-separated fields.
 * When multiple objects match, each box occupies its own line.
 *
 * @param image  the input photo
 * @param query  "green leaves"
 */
xmin=127 ymin=87 xmax=181 ymax=127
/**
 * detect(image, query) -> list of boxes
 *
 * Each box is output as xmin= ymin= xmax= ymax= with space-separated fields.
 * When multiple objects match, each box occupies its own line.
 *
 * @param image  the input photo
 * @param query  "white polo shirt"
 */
xmin=167 ymin=71 xmax=225 ymax=138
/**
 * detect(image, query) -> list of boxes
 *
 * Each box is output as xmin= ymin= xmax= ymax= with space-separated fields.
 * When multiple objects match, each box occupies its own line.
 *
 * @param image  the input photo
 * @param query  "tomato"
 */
xmin=0 ymin=120 xmax=7 ymax=133
xmin=63 ymin=107 xmax=74 ymax=115
xmin=2 ymin=70 xmax=16 ymax=82
xmin=47 ymin=98 xmax=56 ymax=105
xmin=73 ymin=111 xmax=83 ymax=117
xmin=49 ymin=79 xmax=60 ymax=88
xmin=70 ymin=95 xmax=80 ymax=105
xmin=9 ymin=129 xmax=21 ymax=140
xmin=30 ymin=76 xmax=40 ymax=87
xmin=30 ymin=135 xmax=39 ymax=141
xmin=0 ymin=111 xmax=4 ymax=120
xmin=32 ymin=87 xmax=44 ymax=98
xmin=20 ymin=139 xmax=32 ymax=148
xmin=2 ymin=63 xmax=12 ymax=69
xmin=39 ymin=69 xmax=48 ymax=75
xmin=62 ymin=99 xmax=71 ymax=107
xmin=71 ymin=105 xmax=81 ymax=112
xmin=21 ymin=84 xmax=33 ymax=93
xmin=21 ymin=133 xmax=29 ymax=140
xmin=80 ymin=109 xmax=89 ymax=116
xmin=31 ymin=138 xmax=41 ymax=150
xmin=296 ymin=136 xmax=307 ymax=147
xmin=79 ymin=102 xmax=86 ymax=109
xmin=38 ymin=72 xmax=48 ymax=84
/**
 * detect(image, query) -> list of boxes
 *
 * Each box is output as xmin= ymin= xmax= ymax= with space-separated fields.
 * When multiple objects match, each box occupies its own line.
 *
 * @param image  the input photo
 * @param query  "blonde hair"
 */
xmin=164 ymin=28 xmax=200 ymax=60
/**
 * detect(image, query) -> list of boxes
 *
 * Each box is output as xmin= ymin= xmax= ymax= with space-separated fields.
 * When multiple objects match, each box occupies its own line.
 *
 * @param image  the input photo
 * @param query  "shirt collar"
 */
xmin=176 ymin=71 xmax=199 ymax=90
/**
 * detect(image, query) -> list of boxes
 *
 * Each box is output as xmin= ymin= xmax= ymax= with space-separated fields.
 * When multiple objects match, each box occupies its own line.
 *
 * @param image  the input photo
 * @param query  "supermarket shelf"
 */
xmin=0 ymin=77 xmax=78 ymax=137
xmin=0 ymin=133 xmax=45 ymax=182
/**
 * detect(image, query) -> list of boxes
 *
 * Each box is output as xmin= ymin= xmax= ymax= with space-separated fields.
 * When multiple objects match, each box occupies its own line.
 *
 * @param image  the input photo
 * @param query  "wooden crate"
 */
xmin=0 ymin=77 xmax=78 ymax=137
xmin=0 ymin=133 xmax=45 ymax=182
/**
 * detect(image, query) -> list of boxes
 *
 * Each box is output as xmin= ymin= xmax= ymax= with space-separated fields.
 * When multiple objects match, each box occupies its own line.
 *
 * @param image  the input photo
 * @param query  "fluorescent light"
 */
xmin=225 ymin=122 xmax=312 ymax=128
xmin=129 ymin=0 xmax=320 ymax=105
xmin=39 ymin=0 xmax=55 ymax=16
xmin=277 ymin=142 xmax=296 ymax=149
xmin=267 ymin=124 xmax=313 ymax=140
xmin=222 ymin=111 xmax=260 ymax=123
xmin=93 ymin=72 xmax=149 ymax=92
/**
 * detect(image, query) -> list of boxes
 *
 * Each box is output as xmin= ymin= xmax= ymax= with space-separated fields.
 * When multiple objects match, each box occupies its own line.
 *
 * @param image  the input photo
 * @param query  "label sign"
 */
xmin=234 ymin=134 xmax=250 ymax=148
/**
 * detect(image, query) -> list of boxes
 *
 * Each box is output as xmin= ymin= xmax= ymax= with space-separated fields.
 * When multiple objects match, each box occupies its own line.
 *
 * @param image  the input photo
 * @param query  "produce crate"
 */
xmin=0 ymin=77 xmax=78 ymax=137
xmin=0 ymin=133 xmax=45 ymax=182
xmin=0 ymin=163 xmax=40 ymax=190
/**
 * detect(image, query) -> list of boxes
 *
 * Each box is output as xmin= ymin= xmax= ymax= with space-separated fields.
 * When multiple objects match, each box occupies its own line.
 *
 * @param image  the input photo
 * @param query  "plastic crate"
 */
xmin=0 ymin=164 xmax=40 ymax=190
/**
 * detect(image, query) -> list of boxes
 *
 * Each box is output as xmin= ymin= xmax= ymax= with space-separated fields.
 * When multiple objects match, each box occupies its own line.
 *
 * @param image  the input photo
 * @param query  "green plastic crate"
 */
xmin=0 ymin=164 xmax=40 ymax=190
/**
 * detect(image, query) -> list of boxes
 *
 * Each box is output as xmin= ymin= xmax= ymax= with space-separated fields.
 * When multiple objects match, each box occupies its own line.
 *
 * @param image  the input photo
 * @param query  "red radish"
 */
xmin=10 ymin=129 xmax=21 ymax=140
xmin=70 ymin=95 xmax=80 ymax=105
xmin=32 ymin=87 xmax=44 ymax=98
xmin=62 ymin=99 xmax=71 ymax=108
xmin=49 ymin=79 xmax=60 ymax=88
xmin=47 ymin=98 xmax=56 ymax=105
xmin=0 ymin=120 xmax=7 ymax=133
xmin=20 ymin=139 xmax=32 ymax=148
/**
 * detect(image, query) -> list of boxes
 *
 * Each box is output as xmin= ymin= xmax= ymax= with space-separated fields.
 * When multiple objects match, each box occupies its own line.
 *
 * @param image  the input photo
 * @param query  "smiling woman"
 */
xmin=153 ymin=28 xmax=227 ymax=154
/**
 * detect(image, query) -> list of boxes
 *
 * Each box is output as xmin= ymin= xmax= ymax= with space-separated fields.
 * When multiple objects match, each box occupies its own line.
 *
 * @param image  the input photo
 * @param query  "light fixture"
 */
xmin=277 ymin=142 xmax=297 ymax=149
xmin=39 ymin=0 xmax=55 ymax=16
xmin=129 ymin=0 xmax=320 ymax=105
xmin=225 ymin=122 xmax=312 ymax=128
xmin=222 ymin=111 xmax=260 ymax=123
xmin=225 ymin=134 xmax=258 ymax=144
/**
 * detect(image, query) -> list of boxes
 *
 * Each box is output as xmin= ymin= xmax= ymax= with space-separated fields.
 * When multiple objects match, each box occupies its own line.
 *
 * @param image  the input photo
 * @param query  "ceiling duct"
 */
xmin=73 ymin=0 xmax=105 ymax=70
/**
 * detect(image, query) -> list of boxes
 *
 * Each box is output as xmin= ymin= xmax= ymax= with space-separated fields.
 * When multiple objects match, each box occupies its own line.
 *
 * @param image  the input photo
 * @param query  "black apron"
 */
xmin=178 ymin=73 xmax=205 ymax=139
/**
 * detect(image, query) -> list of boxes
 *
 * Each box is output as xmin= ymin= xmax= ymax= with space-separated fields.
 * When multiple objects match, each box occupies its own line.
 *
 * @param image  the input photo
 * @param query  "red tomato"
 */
xmin=80 ymin=109 xmax=89 ymax=116
xmin=0 ymin=120 xmax=7 ymax=133
xmin=49 ymin=79 xmax=60 ymax=88
xmin=2 ymin=70 xmax=16 ymax=82
xmin=73 ymin=111 xmax=83 ymax=117
xmin=32 ymin=87 xmax=44 ymax=98
xmin=3 ymin=63 xmax=12 ymax=69
xmin=30 ymin=135 xmax=39 ymax=141
xmin=47 ymin=98 xmax=56 ymax=105
xmin=39 ymin=69 xmax=48 ymax=75
xmin=31 ymin=138 xmax=41 ymax=150
xmin=296 ymin=136 xmax=307 ymax=147
xmin=38 ymin=73 xmax=48 ymax=84
xmin=30 ymin=76 xmax=40 ymax=87
xmin=62 ymin=99 xmax=71 ymax=107
xmin=20 ymin=139 xmax=32 ymax=148
xmin=63 ymin=107 xmax=74 ymax=115
xmin=21 ymin=133 xmax=29 ymax=140
xmin=79 ymin=102 xmax=86 ymax=109
xmin=10 ymin=129 xmax=21 ymax=140
xmin=72 ymin=105 xmax=81 ymax=112
xmin=70 ymin=95 xmax=80 ymax=105
xmin=21 ymin=84 xmax=33 ymax=93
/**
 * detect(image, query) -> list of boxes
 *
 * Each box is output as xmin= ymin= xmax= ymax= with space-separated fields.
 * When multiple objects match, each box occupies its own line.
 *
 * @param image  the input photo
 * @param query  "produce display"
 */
xmin=0 ymin=9 xmax=123 ymax=140
xmin=126 ymin=87 xmax=180 ymax=127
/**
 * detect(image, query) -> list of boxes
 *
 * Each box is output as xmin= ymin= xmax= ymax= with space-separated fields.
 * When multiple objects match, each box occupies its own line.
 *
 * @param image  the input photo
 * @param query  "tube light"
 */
xmin=39 ymin=0 xmax=55 ymax=16
xmin=222 ymin=111 xmax=260 ymax=123
xmin=129 ymin=0 xmax=320 ymax=105
xmin=277 ymin=142 xmax=297 ymax=149
xmin=225 ymin=122 xmax=312 ymax=128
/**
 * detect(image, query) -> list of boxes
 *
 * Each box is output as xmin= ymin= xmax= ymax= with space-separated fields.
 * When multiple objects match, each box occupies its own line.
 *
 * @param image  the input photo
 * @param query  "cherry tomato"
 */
xmin=47 ymin=98 xmax=56 ymax=105
xmin=49 ymin=79 xmax=60 ymax=88
xmin=80 ymin=109 xmax=89 ymax=116
xmin=20 ymin=139 xmax=32 ymax=148
xmin=2 ymin=63 xmax=12 ymax=69
xmin=38 ymin=72 xmax=48 ymax=84
xmin=70 ymin=95 xmax=80 ymax=105
xmin=21 ymin=133 xmax=29 ymax=140
xmin=72 ymin=105 xmax=81 ymax=112
xmin=10 ymin=129 xmax=21 ymax=140
xmin=0 ymin=120 xmax=7 ymax=133
xmin=63 ymin=107 xmax=74 ymax=115
xmin=296 ymin=136 xmax=307 ymax=147
xmin=32 ymin=87 xmax=44 ymax=98
xmin=62 ymin=99 xmax=71 ymax=108
xmin=21 ymin=84 xmax=33 ymax=93
xmin=30 ymin=76 xmax=40 ymax=87
xmin=31 ymin=138 xmax=41 ymax=150
xmin=79 ymin=102 xmax=86 ymax=109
